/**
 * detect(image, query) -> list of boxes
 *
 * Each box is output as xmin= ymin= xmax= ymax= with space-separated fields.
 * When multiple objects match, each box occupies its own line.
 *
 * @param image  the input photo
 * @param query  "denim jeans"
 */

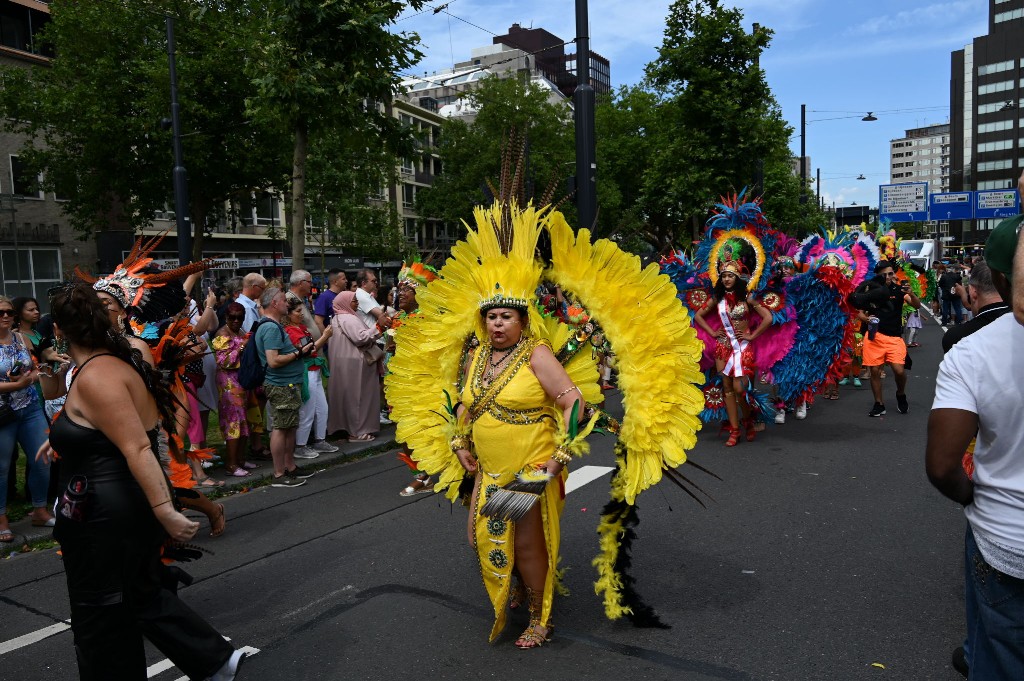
xmin=0 ymin=398 xmax=51 ymax=513
xmin=942 ymin=296 xmax=964 ymax=324
xmin=965 ymin=526 xmax=1024 ymax=679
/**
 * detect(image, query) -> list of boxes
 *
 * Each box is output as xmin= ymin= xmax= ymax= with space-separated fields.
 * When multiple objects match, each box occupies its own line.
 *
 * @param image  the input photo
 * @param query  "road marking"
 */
xmin=565 ymin=465 xmax=615 ymax=494
xmin=921 ymin=304 xmax=948 ymax=333
xmin=0 ymin=620 xmax=71 ymax=655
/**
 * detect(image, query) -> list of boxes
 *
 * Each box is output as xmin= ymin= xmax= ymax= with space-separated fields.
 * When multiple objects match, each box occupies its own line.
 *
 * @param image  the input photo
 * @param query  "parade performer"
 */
xmin=668 ymin=193 xmax=790 ymax=439
xmin=693 ymin=261 xmax=772 ymax=445
xmin=386 ymin=150 xmax=707 ymax=645
xmin=388 ymin=260 xmax=441 ymax=497
xmin=41 ymin=284 xmax=243 ymax=681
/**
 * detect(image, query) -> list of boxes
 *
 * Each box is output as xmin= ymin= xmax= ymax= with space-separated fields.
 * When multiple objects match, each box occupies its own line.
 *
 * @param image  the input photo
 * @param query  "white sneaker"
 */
xmin=311 ymin=440 xmax=339 ymax=453
xmin=379 ymin=412 xmax=394 ymax=425
xmin=293 ymin=446 xmax=320 ymax=459
xmin=795 ymin=403 xmax=807 ymax=420
xmin=774 ymin=411 xmax=786 ymax=424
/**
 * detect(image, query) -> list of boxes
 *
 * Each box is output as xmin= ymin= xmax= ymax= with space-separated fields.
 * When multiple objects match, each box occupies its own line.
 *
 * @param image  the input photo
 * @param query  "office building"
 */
xmin=890 ymin=123 xmax=951 ymax=237
xmin=949 ymin=0 xmax=1024 ymax=244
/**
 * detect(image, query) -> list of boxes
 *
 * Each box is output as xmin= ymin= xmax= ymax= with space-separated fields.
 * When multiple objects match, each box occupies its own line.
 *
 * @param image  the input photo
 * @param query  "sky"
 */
xmin=395 ymin=0 xmax=990 ymax=213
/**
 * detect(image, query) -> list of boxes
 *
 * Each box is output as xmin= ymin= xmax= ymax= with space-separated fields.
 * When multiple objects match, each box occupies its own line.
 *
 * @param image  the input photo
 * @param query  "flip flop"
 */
xmin=0 ymin=528 xmax=13 ymax=542
xmin=197 ymin=476 xmax=226 ymax=488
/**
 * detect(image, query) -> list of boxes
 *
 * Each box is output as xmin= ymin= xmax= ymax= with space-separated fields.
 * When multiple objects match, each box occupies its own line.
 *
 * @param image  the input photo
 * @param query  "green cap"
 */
xmin=985 ymin=213 xmax=1024 ymax=276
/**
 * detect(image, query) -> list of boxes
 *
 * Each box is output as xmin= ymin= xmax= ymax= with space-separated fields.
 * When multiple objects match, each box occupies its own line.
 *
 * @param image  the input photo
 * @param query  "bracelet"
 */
xmin=450 ymin=435 xmax=472 ymax=453
xmin=152 ymin=499 xmax=171 ymax=510
xmin=555 ymin=385 xmax=580 ymax=401
xmin=552 ymin=445 xmax=572 ymax=466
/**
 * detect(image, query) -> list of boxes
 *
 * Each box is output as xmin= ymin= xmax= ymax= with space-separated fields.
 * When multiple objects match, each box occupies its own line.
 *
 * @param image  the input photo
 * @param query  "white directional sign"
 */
xmin=879 ymin=182 xmax=929 ymax=221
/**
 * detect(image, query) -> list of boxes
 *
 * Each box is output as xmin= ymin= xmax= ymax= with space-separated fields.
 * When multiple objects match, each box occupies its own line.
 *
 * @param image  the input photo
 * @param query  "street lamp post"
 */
xmin=165 ymin=17 xmax=192 ymax=266
xmin=574 ymin=0 xmax=597 ymax=231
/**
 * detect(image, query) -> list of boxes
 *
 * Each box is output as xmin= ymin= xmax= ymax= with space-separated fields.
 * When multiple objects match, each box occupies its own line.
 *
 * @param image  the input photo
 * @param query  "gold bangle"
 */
xmin=450 ymin=435 xmax=472 ymax=453
xmin=554 ymin=385 xmax=579 ymax=401
xmin=552 ymin=445 xmax=572 ymax=466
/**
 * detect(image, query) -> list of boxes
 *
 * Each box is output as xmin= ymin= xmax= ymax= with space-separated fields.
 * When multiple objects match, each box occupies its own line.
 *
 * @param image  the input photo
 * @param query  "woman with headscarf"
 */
xmin=326 ymin=291 xmax=387 ymax=442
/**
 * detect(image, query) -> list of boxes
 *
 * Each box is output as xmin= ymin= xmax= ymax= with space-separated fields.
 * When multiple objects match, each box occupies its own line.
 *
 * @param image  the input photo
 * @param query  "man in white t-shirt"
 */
xmin=927 ymin=218 xmax=1024 ymax=678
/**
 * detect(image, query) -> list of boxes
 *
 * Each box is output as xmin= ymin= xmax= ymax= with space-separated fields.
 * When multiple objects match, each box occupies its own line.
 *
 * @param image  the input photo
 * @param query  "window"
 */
xmin=400 ymin=158 xmax=414 ymax=176
xmin=978 ymin=100 xmax=1021 ymax=114
xmin=978 ymin=120 xmax=1014 ymax=134
xmin=0 ymin=247 xmax=62 ymax=308
xmin=402 ymin=183 xmax=415 ymax=209
xmin=978 ymin=80 xmax=1014 ymax=95
xmin=978 ymin=159 xmax=1013 ymax=171
xmin=9 ymin=155 xmax=41 ymax=198
xmin=978 ymin=59 xmax=1015 ymax=75
xmin=977 ymin=139 xmax=1014 ymax=152
xmin=995 ymin=7 xmax=1024 ymax=22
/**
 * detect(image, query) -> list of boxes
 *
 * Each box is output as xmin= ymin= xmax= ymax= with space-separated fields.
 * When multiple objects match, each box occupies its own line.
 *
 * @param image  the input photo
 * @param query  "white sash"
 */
xmin=717 ymin=298 xmax=749 ymax=377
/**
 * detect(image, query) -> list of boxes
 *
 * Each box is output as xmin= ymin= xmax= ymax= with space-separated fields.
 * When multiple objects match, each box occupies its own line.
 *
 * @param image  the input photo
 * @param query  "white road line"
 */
xmin=0 ymin=620 xmax=71 ymax=655
xmin=565 ymin=465 xmax=615 ymax=495
xmin=921 ymin=304 xmax=948 ymax=333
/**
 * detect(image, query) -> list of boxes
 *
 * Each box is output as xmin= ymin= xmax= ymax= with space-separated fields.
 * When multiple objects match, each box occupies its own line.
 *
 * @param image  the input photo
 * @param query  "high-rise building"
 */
xmin=949 ymin=0 xmax=1024 ymax=244
xmin=890 ymin=123 xmax=951 ymax=237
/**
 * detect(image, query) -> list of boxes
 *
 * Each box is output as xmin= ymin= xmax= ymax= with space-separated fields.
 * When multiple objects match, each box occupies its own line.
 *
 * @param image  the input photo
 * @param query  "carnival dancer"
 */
xmin=40 ymin=284 xmax=243 ymax=681
xmin=387 ymin=176 xmax=708 ymax=644
xmin=388 ymin=261 xmax=440 ymax=497
xmin=693 ymin=261 xmax=772 ymax=445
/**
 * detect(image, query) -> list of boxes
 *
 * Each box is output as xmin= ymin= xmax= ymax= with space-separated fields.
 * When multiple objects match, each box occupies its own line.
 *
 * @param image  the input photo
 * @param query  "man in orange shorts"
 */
xmin=855 ymin=260 xmax=920 ymax=417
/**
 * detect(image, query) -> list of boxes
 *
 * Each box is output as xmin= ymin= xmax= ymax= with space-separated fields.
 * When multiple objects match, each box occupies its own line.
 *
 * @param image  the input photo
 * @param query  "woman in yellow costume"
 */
xmin=386 ymin=146 xmax=710 ymax=647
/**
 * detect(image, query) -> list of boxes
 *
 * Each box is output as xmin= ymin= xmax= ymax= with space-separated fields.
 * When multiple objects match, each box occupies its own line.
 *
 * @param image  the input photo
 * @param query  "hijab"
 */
xmin=333 ymin=290 xmax=357 ymax=317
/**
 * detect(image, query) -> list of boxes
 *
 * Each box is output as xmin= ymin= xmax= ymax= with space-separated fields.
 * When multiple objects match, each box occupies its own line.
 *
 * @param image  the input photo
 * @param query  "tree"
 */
xmin=415 ymin=75 xmax=576 ymax=228
xmin=0 ymin=0 xmax=288 ymax=261
xmin=595 ymin=0 xmax=805 ymax=250
xmin=246 ymin=0 xmax=425 ymax=269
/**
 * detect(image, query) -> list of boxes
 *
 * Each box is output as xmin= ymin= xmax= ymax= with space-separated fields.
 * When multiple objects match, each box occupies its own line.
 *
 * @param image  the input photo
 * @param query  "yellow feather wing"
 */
xmin=544 ymin=213 xmax=705 ymax=504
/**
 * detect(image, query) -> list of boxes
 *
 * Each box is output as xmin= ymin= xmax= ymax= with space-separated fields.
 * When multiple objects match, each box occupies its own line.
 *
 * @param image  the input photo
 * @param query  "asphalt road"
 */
xmin=0 ymin=311 xmax=967 ymax=680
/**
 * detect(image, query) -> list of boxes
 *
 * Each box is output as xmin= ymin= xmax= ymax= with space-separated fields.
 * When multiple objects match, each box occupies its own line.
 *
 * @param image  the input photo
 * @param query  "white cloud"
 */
xmin=845 ymin=0 xmax=982 ymax=36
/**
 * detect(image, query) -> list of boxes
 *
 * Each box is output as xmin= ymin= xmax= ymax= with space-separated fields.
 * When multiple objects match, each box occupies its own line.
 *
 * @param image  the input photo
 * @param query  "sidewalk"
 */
xmin=2 ymin=426 xmax=397 ymax=558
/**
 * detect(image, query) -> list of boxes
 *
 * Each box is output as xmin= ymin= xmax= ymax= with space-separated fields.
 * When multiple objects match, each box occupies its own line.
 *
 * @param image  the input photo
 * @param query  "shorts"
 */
xmin=862 ymin=332 xmax=906 ymax=367
xmin=263 ymin=383 xmax=301 ymax=430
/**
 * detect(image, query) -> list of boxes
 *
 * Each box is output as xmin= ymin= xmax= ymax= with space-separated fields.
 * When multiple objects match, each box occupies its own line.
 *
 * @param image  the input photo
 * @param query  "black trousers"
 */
xmin=58 ymin=510 xmax=232 ymax=680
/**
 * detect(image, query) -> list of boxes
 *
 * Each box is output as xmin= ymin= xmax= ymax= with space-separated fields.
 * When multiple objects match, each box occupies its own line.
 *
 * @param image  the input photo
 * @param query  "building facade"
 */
xmin=949 ymin=0 xmax=1024 ymax=244
xmin=890 ymin=123 xmax=951 ymax=237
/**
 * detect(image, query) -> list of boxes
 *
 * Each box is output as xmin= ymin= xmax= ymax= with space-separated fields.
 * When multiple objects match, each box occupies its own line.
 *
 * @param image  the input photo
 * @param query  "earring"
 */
xmin=53 ymin=335 xmax=69 ymax=355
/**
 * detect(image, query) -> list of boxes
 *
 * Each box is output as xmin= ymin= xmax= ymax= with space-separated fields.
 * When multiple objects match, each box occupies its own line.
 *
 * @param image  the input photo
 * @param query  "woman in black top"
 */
xmin=39 ymin=284 xmax=243 ymax=681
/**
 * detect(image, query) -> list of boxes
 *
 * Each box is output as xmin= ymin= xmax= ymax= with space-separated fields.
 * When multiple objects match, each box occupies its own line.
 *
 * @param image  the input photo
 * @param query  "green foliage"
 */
xmin=595 ymin=0 xmax=812 ymax=249
xmin=246 ymin=0 xmax=426 ymax=267
xmin=0 ymin=0 xmax=288 ymax=259
xmin=415 ymin=75 xmax=575 ymax=228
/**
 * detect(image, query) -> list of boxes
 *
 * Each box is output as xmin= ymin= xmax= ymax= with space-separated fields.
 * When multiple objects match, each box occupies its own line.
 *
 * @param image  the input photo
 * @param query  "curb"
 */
xmin=2 ymin=430 xmax=398 ymax=559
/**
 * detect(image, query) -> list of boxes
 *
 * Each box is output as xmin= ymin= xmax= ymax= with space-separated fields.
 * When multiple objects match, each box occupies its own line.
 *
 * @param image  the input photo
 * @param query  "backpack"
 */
xmin=238 ymin=319 xmax=285 ymax=391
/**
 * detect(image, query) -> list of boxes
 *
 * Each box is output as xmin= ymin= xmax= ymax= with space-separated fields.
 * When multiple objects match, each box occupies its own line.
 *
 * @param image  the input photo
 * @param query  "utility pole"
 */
xmin=166 ymin=17 xmax=191 ymax=266
xmin=800 ymin=103 xmax=807 ymax=205
xmin=574 ymin=0 xmax=597 ymax=231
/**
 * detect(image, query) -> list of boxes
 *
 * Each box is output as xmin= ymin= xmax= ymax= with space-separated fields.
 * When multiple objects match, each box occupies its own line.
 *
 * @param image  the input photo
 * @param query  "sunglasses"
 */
xmin=226 ymin=315 xmax=245 ymax=321
xmin=0 ymin=310 xmax=14 ymax=317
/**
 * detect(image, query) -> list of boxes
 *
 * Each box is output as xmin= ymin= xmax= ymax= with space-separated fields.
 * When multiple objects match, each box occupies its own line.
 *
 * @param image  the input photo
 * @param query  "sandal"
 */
xmin=241 ymin=462 xmax=258 ymax=470
xmin=210 ymin=503 xmax=226 ymax=538
xmin=225 ymin=467 xmax=251 ymax=477
xmin=725 ymin=427 xmax=741 ymax=447
xmin=399 ymin=477 xmax=433 ymax=497
xmin=0 ymin=528 xmax=13 ymax=542
xmin=348 ymin=434 xmax=376 ymax=443
xmin=743 ymin=418 xmax=757 ymax=442
xmin=196 ymin=476 xmax=225 ymax=488
xmin=514 ymin=586 xmax=553 ymax=649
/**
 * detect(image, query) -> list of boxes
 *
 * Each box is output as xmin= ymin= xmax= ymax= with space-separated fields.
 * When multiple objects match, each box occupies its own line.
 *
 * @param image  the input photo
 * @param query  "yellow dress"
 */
xmin=462 ymin=337 xmax=566 ymax=641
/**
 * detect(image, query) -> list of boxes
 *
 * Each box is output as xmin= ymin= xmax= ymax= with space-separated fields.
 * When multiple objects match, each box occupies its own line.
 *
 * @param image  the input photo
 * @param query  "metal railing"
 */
xmin=0 ymin=222 xmax=61 ymax=244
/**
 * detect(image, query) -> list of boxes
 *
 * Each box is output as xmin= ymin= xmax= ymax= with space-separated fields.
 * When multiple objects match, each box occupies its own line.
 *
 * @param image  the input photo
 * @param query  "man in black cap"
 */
xmin=927 ymin=213 xmax=1024 ymax=679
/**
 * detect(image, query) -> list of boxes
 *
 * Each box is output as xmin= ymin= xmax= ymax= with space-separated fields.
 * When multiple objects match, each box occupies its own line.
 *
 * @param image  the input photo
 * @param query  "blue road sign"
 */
xmin=929 ymin=192 xmax=974 ymax=220
xmin=880 ymin=182 xmax=929 ymax=222
xmin=975 ymin=189 xmax=1020 ymax=219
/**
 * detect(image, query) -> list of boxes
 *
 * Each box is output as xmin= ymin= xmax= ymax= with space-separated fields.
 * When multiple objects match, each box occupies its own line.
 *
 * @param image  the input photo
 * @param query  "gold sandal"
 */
xmin=514 ymin=586 xmax=553 ymax=649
